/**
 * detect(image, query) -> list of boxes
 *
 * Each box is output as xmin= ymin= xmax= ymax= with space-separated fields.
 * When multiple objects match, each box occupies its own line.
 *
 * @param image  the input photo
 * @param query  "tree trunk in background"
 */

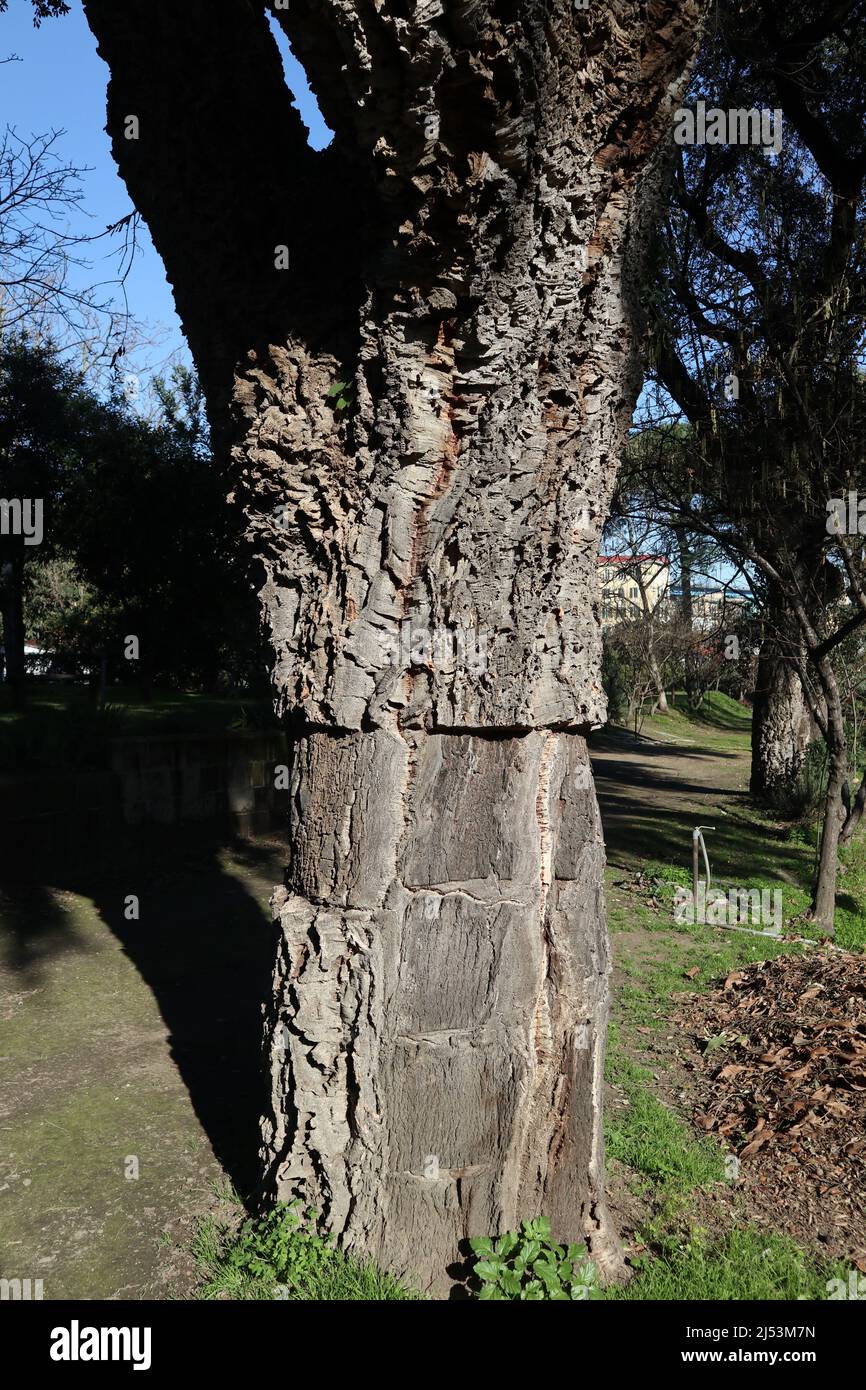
xmin=84 ymin=0 xmax=700 ymax=1293
xmin=806 ymin=646 xmax=850 ymax=935
xmin=0 ymin=551 xmax=26 ymax=709
xmin=672 ymin=522 xmax=698 ymax=707
xmin=814 ymin=747 xmax=844 ymax=932
xmin=750 ymin=622 xmax=811 ymax=809
xmin=649 ymin=648 xmax=669 ymax=712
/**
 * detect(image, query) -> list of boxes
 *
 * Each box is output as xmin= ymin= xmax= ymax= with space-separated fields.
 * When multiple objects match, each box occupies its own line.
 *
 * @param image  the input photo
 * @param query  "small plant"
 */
xmin=469 ymin=1216 xmax=598 ymax=1300
xmin=193 ymin=1201 xmax=417 ymax=1301
xmin=211 ymin=1201 xmax=339 ymax=1293
xmin=326 ymin=379 xmax=354 ymax=412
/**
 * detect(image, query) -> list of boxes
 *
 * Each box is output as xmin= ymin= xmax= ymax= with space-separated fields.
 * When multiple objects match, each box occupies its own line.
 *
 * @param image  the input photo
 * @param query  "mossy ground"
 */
xmin=1 ymin=832 xmax=282 ymax=1298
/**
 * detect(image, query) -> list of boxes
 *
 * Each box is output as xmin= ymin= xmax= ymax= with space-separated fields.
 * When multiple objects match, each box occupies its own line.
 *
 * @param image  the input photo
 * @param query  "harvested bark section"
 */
xmin=262 ymin=725 xmax=614 ymax=1293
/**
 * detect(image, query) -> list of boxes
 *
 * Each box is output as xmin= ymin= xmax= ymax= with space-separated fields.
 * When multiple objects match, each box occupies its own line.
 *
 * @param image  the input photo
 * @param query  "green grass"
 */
xmin=836 ymin=835 xmax=866 ymax=949
xmin=669 ymin=690 xmax=754 ymax=731
xmin=605 ymin=1229 xmax=846 ymax=1302
xmin=633 ymin=690 xmax=753 ymax=751
xmin=609 ymin=871 xmax=805 ymax=1025
xmin=603 ymin=917 xmax=848 ymax=1300
xmin=0 ymin=683 xmax=279 ymax=769
xmin=605 ymin=1035 xmax=725 ymax=1193
xmin=601 ymin=691 xmax=865 ymax=1300
xmin=192 ymin=1202 xmax=420 ymax=1302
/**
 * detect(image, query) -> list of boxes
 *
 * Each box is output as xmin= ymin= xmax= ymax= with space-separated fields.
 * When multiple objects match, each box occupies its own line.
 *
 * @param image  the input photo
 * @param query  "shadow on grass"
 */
xmin=589 ymin=732 xmax=807 ymax=887
xmin=590 ymin=728 xmax=744 ymax=762
xmin=666 ymin=692 xmax=753 ymax=731
xmin=0 ymin=824 xmax=283 ymax=1205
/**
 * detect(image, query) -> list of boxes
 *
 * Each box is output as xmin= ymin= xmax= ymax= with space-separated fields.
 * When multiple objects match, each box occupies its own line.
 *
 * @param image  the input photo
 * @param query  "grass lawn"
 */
xmin=595 ymin=692 xmax=864 ymax=1301
xmin=3 ymin=685 xmax=864 ymax=1299
xmin=650 ymin=690 xmax=754 ymax=749
xmin=0 ymin=683 xmax=279 ymax=769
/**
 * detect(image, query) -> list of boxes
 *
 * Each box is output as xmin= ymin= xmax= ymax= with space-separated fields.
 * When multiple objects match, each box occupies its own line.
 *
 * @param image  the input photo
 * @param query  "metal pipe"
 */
xmin=692 ymin=825 xmax=715 ymax=900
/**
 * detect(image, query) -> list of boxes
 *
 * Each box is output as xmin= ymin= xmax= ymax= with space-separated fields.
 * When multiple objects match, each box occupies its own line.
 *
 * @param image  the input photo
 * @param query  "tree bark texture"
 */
xmin=83 ymin=0 xmax=701 ymax=1292
xmin=750 ymin=641 xmax=811 ymax=808
xmin=266 ymin=726 xmax=610 ymax=1287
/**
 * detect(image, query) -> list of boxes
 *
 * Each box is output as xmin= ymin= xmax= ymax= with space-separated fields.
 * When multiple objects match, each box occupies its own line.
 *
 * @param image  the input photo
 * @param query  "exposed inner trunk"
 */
xmin=262 ymin=727 xmax=617 ymax=1290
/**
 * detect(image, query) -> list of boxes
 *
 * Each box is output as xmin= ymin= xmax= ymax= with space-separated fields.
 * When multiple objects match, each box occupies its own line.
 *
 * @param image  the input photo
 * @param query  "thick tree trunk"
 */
xmin=264 ymin=726 xmax=612 ymax=1287
xmin=84 ymin=0 xmax=701 ymax=1294
xmin=750 ymin=627 xmax=811 ymax=809
xmin=0 ymin=552 xmax=26 ymax=709
xmin=244 ymin=232 xmax=637 ymax=1287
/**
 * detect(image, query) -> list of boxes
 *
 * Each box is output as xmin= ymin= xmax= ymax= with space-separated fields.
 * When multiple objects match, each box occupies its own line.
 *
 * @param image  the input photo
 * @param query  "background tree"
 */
xmin=0 ymin=336 xmax=85 ymax=704
xmin=638 ymin=0 xmax=866 ymax=929
xmin=1 ymin=338 xmax=266 ymax=699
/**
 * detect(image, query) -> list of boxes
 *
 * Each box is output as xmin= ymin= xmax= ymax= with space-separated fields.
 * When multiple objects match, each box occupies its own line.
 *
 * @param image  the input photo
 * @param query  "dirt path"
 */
xmin=589 ymin=725 xmax=808 ymax=890
xmin=589 ymin=726 xmax=751 ymax=872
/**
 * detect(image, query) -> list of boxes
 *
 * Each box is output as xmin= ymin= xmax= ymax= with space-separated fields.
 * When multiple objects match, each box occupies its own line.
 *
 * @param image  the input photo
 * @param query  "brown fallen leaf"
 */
xmin=740 ymin=1133 xmax=771 ymax=1158
xmin=786 ymin=1063 xmax=813 ymax=1082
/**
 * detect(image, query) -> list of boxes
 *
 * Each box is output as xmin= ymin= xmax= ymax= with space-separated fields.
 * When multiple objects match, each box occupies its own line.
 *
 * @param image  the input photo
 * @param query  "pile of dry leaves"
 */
xmin=675 ymin=948 xmax=866 ymax=1264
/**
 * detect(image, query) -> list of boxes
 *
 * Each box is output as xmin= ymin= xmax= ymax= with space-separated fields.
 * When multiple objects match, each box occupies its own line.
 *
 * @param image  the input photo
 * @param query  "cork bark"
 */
xmin=83 ymin=0 xmax=701 ymax=1293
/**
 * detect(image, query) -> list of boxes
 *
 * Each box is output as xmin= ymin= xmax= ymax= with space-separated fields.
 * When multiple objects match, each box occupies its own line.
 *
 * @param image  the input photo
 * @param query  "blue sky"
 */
xmin=1 ymin=0 xmax=331 ymax=378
